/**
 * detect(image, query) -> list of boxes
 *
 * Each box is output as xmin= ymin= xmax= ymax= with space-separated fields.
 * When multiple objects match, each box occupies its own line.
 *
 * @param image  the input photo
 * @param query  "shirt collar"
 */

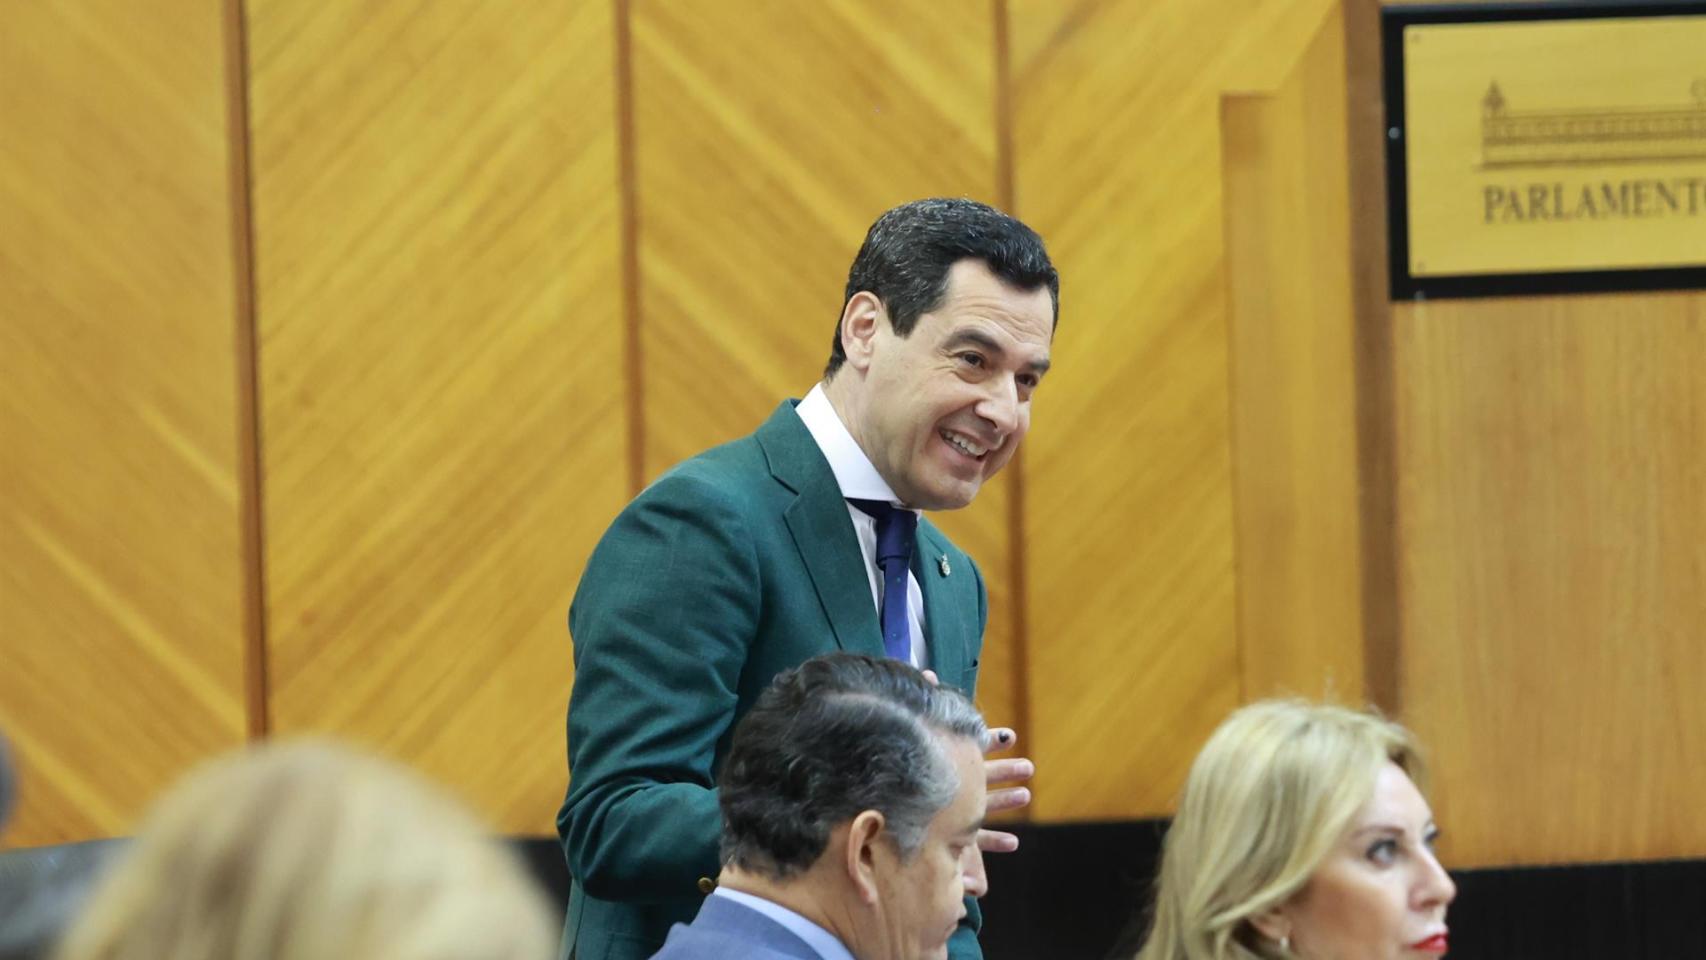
xmin=711 ymin=887 xmax=858 ymax=960
xmin=795 ymin=383 xmax=906 ymax=506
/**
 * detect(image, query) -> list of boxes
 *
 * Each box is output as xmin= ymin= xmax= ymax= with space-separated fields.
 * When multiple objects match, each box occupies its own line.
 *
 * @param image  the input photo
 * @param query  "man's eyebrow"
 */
xmin=944 ymin=329 xmax=1003 ymax=355
xmin=944 ymin=329 xmax=1051 ymax=374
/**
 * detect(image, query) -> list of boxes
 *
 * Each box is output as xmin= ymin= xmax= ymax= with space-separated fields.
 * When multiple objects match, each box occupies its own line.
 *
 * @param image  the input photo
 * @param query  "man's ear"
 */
xmin=842 ymin=810 xmax=887 ymax=905
xmin=838 ymin=292 xmax=885 ymax=374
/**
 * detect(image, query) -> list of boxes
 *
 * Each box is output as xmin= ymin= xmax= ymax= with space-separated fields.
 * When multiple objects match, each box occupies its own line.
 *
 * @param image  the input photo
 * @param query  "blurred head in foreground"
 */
xmin=55 ymin=740 xmax=555 ymax=960
xmin=1137 ymin=700 xmax=1455 ymax=960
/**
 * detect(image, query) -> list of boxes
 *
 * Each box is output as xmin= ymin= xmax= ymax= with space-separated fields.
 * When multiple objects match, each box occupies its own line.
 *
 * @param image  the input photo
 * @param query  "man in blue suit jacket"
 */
xmin=651 ymin=654 xmax=990 ymax=960
xmin=559 ymin=198 xmax=1059 ymax=960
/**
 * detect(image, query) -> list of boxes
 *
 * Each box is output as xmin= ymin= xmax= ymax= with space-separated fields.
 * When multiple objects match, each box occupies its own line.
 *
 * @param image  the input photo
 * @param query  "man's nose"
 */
xmin=961 ymin=845 xmax=989 ymax=899
xmin=976 ymin=377 xmax=1020 ymax=435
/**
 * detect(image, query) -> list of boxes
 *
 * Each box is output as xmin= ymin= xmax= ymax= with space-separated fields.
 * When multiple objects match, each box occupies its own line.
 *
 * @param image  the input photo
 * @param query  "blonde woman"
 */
xmin=1137 ymin=701 xmax=1456 ymax=960
xmin=56 ymin=741 xmax=555 ymax=960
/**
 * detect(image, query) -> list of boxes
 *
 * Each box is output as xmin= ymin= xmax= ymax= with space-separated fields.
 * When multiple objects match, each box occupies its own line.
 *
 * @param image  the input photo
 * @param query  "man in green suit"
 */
xmin=557 ymin=198 xmax=1058 ymax=960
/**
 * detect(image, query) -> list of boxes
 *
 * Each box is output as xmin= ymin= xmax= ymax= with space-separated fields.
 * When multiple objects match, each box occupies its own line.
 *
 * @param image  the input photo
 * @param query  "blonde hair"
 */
xmin=1136 ymin=700 xmax=1424 ymax=960
xmin=55 ymin=740 xmax=555 ymax=960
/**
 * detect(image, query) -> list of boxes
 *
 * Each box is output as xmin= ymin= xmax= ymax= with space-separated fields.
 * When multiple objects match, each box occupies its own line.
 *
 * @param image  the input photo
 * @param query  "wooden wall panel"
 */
xmin=1395 ymin=293 xmax=1706 ymax=867
xmin=629 ymin=0 xmax=1023 ymax=734
xmin=1343 ymin=0 xmax=1402 ymax=711
xmin=0 ymin=1 xmax=248 ymax=844
xmin=249 ymin=1 xmax=624 ymax=832
xmin=1360 ymin=0 xmax=1706 ymax=868
xmin=1222 ymin=4 xmax=1365 ymax=704
xmin=1009 ymin=0 xmax=1337 ymax=819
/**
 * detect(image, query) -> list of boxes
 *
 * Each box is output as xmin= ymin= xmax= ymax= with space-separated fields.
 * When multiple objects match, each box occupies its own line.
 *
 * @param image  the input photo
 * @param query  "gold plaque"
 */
xmin=1387 ymin=5 xmax=1706 ymax=297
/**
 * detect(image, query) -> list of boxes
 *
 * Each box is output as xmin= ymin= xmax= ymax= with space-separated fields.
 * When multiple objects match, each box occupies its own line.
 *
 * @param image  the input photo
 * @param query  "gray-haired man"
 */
xmin=650 ymin=653 xmax=988 ymax=960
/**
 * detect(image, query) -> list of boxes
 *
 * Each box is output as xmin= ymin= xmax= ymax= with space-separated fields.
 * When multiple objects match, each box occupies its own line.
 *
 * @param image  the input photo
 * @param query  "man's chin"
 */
xmin=905 ymin=477 xmax=983 ymax=512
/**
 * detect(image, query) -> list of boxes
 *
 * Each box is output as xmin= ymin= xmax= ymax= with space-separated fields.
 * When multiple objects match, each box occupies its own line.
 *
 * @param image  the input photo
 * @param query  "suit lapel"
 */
xmin=757 ymin=403 xmax=885 ymax=658
xmin=915 ymin=520 xmax=969 ymax=688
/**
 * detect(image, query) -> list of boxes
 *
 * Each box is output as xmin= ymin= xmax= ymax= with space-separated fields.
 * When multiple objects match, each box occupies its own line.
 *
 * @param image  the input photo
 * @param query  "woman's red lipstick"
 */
xmin=1411 ymin=932 xmax=1449 ymax=953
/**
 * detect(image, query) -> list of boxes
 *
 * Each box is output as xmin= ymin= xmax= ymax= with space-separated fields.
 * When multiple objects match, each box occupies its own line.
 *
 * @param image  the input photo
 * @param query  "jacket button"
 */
xmin=697 ymin=876 xmax=716 ymax=894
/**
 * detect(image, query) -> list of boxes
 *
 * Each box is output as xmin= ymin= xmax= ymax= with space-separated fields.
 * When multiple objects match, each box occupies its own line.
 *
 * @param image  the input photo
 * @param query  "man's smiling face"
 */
xmin=846 ymin=258 xmax=1053 ymax=510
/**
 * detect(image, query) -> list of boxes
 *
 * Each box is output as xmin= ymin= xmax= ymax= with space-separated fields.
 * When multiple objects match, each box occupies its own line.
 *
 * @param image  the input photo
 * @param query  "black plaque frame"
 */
xmin=1383 ymin=1 xmax=1706 ymax=300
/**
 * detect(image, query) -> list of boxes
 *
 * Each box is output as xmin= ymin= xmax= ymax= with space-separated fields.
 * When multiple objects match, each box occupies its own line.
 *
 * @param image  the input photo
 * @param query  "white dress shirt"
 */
xmin=794 ymin=383 xmax=928 ymax=668
xmin=712 ymin=887 xmax=857 ymax=960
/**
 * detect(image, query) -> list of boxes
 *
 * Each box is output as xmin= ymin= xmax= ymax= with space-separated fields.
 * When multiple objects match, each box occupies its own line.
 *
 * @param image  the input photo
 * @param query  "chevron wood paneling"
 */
xmin=1009 ymin=0 xmax=1339 ymax=819
xmin=0 ymin=1 xmax=248 ymax=845
xmin=1395 ymin=293 xmax=1706 ymax=867
xmin=248 ymin=1 xmax=623 ymax=832
xmin=629 ymin=0 xmax=1024 ymax=738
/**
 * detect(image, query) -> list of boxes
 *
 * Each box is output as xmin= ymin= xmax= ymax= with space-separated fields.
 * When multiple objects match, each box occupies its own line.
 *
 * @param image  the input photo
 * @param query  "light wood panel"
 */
xmin=1343 ymin=0 xmax=1401 ymax=709
xmin=1010 ymin=0 xmax=1338 ymax=819
xmin=0 ymin=0 xmax=248 ymax=844
xmin=1222 ymin=4 xmax=1365 ymax=704
xmin=248 ymin=0 xmax=624 ymax=832
xmin=629 ymin=0 xmax=1023 ymax=736
xmin=1395 ymin=292 xmax=1706 ymax=867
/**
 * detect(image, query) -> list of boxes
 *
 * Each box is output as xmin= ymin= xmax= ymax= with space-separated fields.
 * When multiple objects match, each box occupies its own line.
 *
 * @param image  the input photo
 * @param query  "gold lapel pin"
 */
xmin=937 ymin=556 xmax=951 ymax=577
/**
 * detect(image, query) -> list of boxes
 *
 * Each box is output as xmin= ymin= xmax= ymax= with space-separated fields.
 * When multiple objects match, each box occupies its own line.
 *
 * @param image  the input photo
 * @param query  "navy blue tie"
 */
xmin=848 ymin=499 xmax=917 ymax=663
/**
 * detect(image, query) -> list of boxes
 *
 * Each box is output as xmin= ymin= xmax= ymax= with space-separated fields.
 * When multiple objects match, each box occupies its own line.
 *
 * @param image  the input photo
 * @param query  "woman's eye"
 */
xmin=1367 ymin=839 xmax=1399 ymax=865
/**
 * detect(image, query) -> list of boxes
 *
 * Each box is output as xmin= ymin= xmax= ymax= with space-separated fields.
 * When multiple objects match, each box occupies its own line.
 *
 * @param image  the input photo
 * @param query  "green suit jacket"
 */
xmin=557 ymin=402 xmax=988 ymax=960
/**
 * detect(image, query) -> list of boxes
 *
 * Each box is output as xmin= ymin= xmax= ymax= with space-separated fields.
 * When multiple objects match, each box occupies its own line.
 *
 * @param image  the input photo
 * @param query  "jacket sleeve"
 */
xmin=557 ymin=470 xmax=761 ymax=900
xmin=949 ymin=550 xmax=987 ymax=960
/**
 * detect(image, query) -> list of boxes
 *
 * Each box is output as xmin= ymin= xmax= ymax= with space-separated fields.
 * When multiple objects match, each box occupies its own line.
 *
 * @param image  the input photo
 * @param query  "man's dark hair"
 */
xmin=825 ymin=197 xmax=1060 ymax=377
xmin=718 ymin=653 xmax=987 ymax=881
